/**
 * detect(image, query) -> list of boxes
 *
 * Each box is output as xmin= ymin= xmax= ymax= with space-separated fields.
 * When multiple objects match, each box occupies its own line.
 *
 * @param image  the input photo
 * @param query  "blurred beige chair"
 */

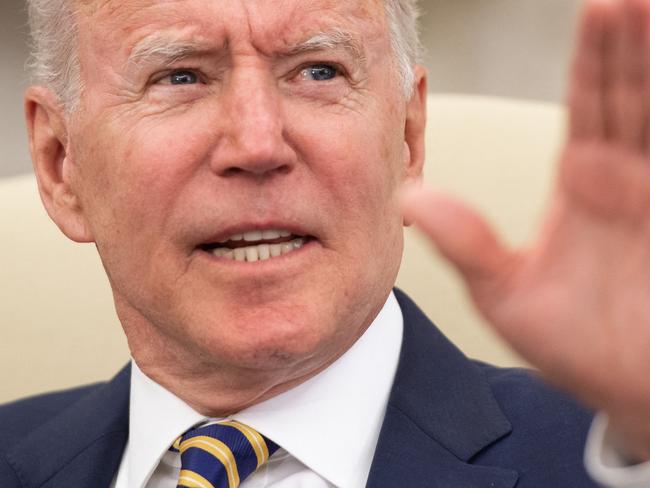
xmin=0 ymin=94 xmax=566 ymax=404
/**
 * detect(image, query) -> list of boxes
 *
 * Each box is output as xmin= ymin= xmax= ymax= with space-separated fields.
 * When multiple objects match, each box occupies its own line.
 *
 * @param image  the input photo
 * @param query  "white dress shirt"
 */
xmin=111 ymin=292 xmax=403 ymax=488
xmin=585 ymin=413 xmax=650 ymax=488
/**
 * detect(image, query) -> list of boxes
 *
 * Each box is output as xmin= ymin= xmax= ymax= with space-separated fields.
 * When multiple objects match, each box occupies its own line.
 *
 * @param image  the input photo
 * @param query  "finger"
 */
xmin=638 ymin=0 xmax=650 ymax=155
xmin=401 ymin=185 xmax=514 ymax=290
xmin=569 ymin=0 xmax=614 ymax=141
xmin=609 ymin=0 xmax=647 ymax=148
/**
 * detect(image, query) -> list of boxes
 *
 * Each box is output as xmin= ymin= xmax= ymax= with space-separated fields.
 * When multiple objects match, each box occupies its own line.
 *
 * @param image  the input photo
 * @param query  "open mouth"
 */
xmin=199 ymin=229 xmax=314 ymax=263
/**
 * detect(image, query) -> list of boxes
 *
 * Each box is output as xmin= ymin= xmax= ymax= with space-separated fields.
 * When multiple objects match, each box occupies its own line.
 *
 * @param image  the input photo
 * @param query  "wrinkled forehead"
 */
xmin=73 ymin=0 xmax=386 ymax=25
xmin=72 ymin=0 xmax=389 ymax=67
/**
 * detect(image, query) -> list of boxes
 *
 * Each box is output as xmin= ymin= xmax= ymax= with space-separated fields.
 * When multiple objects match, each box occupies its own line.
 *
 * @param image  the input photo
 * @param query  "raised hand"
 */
xmin=402 ymin=0 xmax=650 ymax=460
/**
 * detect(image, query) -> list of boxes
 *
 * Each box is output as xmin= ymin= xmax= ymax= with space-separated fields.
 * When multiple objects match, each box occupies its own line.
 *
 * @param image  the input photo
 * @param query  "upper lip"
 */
xmin=197 ymin=223 xmax=315 ymax=247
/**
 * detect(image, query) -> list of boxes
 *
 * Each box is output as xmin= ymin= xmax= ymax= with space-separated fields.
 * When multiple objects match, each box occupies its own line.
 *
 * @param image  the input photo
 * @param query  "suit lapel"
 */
xmin=6 ymin=365 xmax=130 ymax=488
xmin=366 ymin=289 xmax=518 ymax=488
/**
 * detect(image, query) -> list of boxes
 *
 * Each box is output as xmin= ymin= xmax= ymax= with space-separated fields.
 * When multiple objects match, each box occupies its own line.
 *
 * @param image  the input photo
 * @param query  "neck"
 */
xmin=117 ymin=303 xmax=366 ymax=417
xmin=133 ymin=351 xmax=342 ymax=417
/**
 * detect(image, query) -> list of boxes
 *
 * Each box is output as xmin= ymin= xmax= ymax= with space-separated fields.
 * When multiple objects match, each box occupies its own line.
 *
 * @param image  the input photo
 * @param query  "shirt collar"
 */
xmin=125 ymin=291 xmax=403 ymax=488
xmin=125 ymin=361 xmax=205 ymax=488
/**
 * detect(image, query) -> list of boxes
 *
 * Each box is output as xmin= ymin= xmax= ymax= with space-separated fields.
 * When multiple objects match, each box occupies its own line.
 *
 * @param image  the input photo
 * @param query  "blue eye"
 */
xmin=169 ymin=71 xmax=198 ymax=85
xmin=300 ymin=65 xmax=338 ymax=81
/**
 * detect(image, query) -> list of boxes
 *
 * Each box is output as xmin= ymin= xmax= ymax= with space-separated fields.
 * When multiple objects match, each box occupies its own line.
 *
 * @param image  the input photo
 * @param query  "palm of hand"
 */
xmin=485 ymin=141 xmax=650 ymax=407
xmin=403 ymin=0 xmax=650 ymax=458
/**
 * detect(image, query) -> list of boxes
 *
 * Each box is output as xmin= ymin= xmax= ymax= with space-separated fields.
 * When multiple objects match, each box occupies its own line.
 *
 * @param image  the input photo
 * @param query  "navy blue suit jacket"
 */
xmin=0 ymin=289 xmax=598 ymax=487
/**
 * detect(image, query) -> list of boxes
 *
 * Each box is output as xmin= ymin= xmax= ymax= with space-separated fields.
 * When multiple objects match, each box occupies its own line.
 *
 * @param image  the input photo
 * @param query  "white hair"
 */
xmin=26 ymin=0 xmax=423 ymax=110
xmin=26 ymin=0 xmax=81 ymax=110
xmin=384 ymin=0 xmax=423 ymax=97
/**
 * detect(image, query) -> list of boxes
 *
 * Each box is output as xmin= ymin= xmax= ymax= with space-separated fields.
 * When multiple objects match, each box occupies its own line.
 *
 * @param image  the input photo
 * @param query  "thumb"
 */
xmin=401 ymin=185 xmax=515 ymax=290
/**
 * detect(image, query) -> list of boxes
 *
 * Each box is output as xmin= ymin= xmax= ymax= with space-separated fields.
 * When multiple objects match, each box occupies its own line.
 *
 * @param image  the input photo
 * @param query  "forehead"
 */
xmin=75 ymin=0 xmax=387 ymax=54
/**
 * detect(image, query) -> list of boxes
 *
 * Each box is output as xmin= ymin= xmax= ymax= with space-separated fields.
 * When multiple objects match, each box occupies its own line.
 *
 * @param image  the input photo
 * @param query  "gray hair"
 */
xmin=384 ymin=0 xmax=423 ymax=97
xmin=26 ymin=0 xmax=81 ymax=110
xmin=26 ymin=0 xmax=423 ymax=110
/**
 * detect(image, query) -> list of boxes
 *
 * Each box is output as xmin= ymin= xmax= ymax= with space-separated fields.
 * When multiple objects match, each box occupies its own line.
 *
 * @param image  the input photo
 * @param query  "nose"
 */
xmin=210 ymin=68 xmax=295 ymax=178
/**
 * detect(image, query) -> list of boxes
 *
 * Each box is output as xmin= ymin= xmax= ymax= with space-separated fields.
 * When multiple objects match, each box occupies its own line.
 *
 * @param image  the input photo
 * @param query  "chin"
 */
xmin=192 ymin=303 xmax=337 ymax=368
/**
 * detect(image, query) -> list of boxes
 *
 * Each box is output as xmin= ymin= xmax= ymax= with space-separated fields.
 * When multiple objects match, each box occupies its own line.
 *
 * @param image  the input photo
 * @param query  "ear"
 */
xmin=25 ymin=86 xmax=94 ymax=243
xmin=403 ymin=64 xmax=427 ymax=183
xmin=402 ymin=65 xmax=427 ymax=227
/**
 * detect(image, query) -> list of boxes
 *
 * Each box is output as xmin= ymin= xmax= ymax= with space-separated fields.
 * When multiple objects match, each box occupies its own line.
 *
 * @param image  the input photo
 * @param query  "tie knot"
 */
xmin=172 ymin=420 xmax=279 ymax=488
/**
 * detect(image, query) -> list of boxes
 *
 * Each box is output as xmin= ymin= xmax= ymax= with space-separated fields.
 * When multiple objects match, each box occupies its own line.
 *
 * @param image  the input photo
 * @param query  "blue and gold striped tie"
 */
xmin=171 ymin=420 xmax=279 ymax=488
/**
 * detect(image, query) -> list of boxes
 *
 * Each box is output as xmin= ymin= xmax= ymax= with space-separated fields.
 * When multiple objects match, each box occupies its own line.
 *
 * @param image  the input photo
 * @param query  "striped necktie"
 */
xmin=171 ymin=420 xmax=279 ymax=488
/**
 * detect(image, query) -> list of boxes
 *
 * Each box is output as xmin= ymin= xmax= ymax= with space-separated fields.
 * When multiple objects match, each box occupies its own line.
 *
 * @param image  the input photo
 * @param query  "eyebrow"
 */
xmin=126 ymin=28 xmax=366 ymax=69
xmin=283 ymin=29 xmax=367 ymax=66
xmin=127 ymin=34 xmax=215 ymax=67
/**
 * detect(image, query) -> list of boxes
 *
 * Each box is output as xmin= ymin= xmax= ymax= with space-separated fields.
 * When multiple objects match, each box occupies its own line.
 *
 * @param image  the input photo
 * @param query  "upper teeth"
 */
xmin=219 ymin=229 xmax=292 ymax=243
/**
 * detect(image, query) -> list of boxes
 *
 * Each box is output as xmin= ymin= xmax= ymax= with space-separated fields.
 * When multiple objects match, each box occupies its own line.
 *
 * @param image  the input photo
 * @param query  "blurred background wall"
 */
xmin=421 ymin=0 xmax=582 ymax=100
xmin=1 ymin=0 xmax=582 ymax=178
xmin=1 ymin=0 xmax=31 ymax=178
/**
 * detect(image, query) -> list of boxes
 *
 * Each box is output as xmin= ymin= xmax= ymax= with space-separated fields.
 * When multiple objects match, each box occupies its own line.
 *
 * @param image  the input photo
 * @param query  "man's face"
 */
xmin=64 ymin=0 xmax=424 ymax=380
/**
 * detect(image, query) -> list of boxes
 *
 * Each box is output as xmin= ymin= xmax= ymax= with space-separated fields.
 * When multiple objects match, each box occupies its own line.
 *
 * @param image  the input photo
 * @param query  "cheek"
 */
xmin=313 ymin=123 xmax=404 ymax=226
xmin=70 ymin=113 xmax=219 ymax=294
xmin=77 ymin=114 xmax=212 ymax=227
